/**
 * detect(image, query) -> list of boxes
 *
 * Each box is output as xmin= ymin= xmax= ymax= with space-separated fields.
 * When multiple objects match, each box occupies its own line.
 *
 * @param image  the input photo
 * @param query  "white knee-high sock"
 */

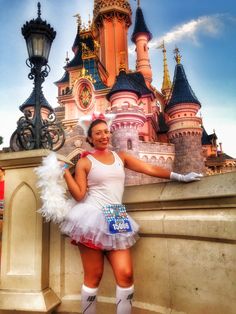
xmin=81 ymin=284 xmax=98 ymax=314
xmin=116 ymin=285 xmax=134 ymax=314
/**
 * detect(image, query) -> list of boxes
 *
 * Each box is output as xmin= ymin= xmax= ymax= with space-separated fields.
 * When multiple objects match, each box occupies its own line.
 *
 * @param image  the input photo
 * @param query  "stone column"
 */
xmin=0 ymin=150 xmax=64 ymax=313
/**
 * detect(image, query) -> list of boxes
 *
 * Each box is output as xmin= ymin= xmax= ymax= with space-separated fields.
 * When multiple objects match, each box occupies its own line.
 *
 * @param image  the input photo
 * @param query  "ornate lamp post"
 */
xmin=10 ymin=2 xmax=65 ymax=151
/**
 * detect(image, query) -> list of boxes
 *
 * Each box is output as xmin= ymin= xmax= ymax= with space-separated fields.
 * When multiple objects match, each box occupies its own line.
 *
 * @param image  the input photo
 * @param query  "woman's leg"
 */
xmin=106 ymin=248 xmax=134 ymax=314
xmin=79 ymin=244 xmax=105 ymax=314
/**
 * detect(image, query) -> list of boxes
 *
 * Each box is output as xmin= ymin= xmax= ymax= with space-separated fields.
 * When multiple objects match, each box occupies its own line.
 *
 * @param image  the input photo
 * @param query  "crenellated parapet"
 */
xmin=166 ymin=102 xmax=202 ymax=138
xmin=93 ymin=0 xmax=132 ymax=27
xmin=111 ymin=109 xmax=146 ymax=132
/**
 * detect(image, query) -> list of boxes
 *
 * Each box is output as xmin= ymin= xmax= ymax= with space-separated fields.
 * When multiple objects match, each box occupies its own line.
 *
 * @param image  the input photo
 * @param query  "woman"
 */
xmin=59 ymin=114 xmax=202 ymax=314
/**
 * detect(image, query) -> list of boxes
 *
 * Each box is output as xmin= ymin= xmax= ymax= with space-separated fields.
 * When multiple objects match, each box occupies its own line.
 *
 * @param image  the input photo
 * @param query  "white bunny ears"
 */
xmin=79 ymin=111 xmax=116 ymax=135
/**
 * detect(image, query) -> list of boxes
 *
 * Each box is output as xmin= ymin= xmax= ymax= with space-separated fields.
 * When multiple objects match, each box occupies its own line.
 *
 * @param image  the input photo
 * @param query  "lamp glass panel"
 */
xmin=26 ymin=37 xmax=33 ymax=58
xmin=32 ymin=34 xmax=44 ymax=57
xmin=43 ymin=37 xmax=51 ymax=61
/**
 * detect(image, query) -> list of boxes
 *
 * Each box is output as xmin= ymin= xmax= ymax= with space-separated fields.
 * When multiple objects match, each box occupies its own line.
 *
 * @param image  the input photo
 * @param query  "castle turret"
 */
xmin=93 ymin=0 xmax=132 ymax=87
xmin=131 ymin=3 xmax=153 ymax=87
xmin=165 ymin=48 xmax=205 ymax=174
xmin=107 ymin=68 xmax=146 ymax=157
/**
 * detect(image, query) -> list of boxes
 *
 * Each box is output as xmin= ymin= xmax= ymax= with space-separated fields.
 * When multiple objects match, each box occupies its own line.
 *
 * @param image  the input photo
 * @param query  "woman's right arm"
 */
xmin=63 ymin=158 xmax=89 ymax=202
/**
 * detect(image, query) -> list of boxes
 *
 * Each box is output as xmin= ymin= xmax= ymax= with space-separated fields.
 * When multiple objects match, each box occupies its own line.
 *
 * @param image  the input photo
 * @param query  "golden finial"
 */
xmin=80 ymin=62 xmax=96 ymax=83
xmin=174 ymin=47 xmax=182 ymax=64
xmin=81 ymin=66 xmax=86 ymax=77
xmin=93 ymin=39 xmax=100 ymax=55
xmin=74 ymin=13 xmax=82 ymax=28
xmin=157 ymin=40 xmax=165 ymax=51
xmin=65 ymin=51 xmax=69 ymax=64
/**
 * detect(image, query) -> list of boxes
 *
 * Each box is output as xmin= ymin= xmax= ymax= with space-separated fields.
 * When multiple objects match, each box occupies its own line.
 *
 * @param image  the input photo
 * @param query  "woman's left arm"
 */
xmin=118 ymin=151 xmax=171 ymax=179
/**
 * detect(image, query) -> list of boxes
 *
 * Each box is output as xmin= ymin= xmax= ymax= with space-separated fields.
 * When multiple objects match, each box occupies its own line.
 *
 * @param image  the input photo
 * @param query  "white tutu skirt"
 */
xmin=60 ymin=202 xmax=140 ymax=251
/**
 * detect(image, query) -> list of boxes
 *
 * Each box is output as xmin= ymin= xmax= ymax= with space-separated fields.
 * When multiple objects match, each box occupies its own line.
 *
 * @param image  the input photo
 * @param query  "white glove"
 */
xmin=170 ymin=172 xmax=203 ymax=183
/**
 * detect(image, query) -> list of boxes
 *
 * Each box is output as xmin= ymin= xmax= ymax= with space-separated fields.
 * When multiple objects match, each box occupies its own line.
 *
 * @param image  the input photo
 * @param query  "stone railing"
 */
xmin=0 ymin=150 xmax=235 ymax=314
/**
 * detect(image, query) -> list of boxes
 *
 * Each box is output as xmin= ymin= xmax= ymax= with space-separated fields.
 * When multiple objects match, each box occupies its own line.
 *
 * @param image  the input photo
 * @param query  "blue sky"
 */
xmin=0 ymin=0 xmax=235 ymax=157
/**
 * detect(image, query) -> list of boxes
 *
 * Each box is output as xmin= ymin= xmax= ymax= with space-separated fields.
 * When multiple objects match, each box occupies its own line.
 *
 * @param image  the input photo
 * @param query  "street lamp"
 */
xmin=10 ymin=2 xmax=65 ymax=151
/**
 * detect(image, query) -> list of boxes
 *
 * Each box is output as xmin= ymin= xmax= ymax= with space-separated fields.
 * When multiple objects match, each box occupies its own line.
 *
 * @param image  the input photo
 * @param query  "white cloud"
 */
xmin=129 ymin=14 xmax=225 ymax=54
xmin=154 ymin=14 xmax=224 ymax=47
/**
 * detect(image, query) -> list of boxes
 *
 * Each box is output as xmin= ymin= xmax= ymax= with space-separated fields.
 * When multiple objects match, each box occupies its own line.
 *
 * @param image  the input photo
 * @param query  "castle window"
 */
xmin=127 ymin=139 xmax=132 ymax=150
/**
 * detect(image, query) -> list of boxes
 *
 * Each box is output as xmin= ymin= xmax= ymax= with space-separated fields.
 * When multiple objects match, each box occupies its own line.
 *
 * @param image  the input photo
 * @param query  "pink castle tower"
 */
xmin=165 ymin=48 xmax=205 ymax=174
xmin=131 ymin=2 xmax=153 ymax=88
xmin=107 ymin=67 xmax=147 ymax=185
xmin=93 ymin=0 xmax=132 ymax=87
xmin=107 ymin=68 xmax=146 ymax=157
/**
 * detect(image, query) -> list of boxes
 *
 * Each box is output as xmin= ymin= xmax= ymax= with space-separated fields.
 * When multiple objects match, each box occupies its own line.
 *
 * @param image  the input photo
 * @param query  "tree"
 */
xmin=0 ymin=136 xmax=3 ymax=145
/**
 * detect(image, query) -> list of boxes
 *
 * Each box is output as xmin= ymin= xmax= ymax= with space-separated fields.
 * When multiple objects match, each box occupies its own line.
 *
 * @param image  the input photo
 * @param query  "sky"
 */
xmin=0 ymin=0 xmax=235 ymax=157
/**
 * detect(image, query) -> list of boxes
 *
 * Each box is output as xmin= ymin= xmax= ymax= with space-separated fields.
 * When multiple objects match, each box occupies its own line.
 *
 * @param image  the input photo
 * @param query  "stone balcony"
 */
xmin=0 ymin=150 xmax=235 ymax=314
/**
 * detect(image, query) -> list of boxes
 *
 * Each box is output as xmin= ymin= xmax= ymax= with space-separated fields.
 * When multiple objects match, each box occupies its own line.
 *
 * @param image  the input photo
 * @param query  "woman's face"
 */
xmin=89 ymin=122 xmax=111 ymax=150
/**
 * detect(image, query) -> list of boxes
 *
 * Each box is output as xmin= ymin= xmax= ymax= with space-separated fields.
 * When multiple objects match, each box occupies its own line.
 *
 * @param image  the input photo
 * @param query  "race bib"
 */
xmin=102 ymin=204 xmax=132 ymax=234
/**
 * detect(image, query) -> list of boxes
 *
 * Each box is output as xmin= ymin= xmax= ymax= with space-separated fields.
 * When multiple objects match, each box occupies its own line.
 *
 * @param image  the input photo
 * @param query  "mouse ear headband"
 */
xmin=79 ymin=111 xmax=116 ymax=135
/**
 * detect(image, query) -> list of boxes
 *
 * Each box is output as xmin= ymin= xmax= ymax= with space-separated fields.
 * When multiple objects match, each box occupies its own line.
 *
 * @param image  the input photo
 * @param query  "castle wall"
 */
xmin=113 ymin=140 xmax=174 ymax=186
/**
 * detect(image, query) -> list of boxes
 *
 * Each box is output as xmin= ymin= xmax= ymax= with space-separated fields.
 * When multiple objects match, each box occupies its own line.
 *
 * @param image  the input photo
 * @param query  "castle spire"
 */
xmin=166 ymin=49 xmax=200 ymax=109
xmin=72 ymin=14 xmax=82 ymax=54
xmin=158 ymin=41 xmax=172 ymax=103
xmin=131 ymin=5 xmax=152 ymax=43
xmin=131 ymin=4 xmax=153 ymax=86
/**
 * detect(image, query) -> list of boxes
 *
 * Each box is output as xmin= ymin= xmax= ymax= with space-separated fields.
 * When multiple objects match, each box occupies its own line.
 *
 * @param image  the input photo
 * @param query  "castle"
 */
xmin=51 ymin=0 xmax=235 ymax=184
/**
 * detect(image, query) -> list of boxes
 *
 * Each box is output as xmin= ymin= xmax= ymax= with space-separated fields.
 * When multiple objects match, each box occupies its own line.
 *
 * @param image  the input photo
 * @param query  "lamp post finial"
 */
xmin=37 ymin=2 xmax=41 ymax=19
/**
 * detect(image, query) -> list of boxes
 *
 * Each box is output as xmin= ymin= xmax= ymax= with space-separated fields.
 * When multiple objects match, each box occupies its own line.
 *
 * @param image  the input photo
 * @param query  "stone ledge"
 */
xmin=0 ymin=150 xmax=73 ymax=169
xmin=124 ymin=172 xmax=236 ymax=207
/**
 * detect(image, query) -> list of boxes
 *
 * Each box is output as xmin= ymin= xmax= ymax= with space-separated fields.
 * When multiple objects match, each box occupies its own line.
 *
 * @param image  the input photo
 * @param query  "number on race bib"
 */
xmin=102 ymin=204 xmax=133 ymax=234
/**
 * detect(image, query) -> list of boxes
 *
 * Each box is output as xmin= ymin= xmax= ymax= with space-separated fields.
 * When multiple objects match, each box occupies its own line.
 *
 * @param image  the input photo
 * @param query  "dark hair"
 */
xmin=86 ymin=119 xmax=107 ymax=147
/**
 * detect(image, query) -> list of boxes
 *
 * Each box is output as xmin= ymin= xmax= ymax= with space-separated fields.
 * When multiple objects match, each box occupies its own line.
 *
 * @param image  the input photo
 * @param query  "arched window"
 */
xmin=127 ymin=139 xmax=132 ymax=150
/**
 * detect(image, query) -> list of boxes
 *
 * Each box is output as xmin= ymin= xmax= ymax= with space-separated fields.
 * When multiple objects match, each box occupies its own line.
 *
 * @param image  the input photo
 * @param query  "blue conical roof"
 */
xmin=20 ymin=88 xmax=52 ymax=112
xmin=107 ymin=70 xmax=141 ymax=100
xmin=131 ymin=6 xmax=152 ymax=43
xmin=165 ymin=63 xmax=201 ymax=109
xmin=55 ymin=70 xmax=69 ymax=84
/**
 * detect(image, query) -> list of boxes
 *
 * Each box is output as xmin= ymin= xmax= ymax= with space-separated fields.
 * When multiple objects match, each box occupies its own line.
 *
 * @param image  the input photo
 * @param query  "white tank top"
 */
xmin=85 ymin=151 xmax=125 ymax=209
